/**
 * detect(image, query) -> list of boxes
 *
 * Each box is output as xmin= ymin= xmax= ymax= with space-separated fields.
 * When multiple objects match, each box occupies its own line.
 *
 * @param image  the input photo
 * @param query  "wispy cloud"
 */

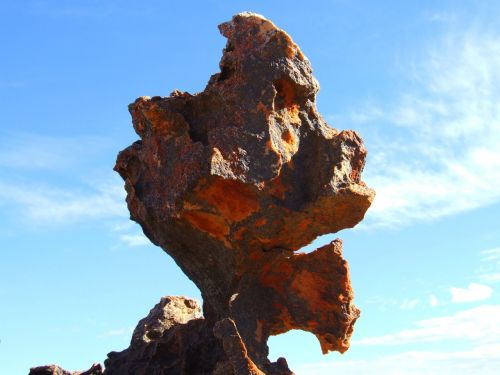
xmin=111 ymin=221 xmax=153 ymax=248
xmin=479 ymin=273 xmax=500 ymax=283
xmin=481 ymin=247 xmax=500 ymax=262
xmin=363 ymin=295 xmax=399 ymax=312
xmin=0 ymin=132 xmax=131 ymax=225
xmin=0 ymin=131 xmax=152 ymax=252
xmin=366 ymin=294 xmax=438 ymax=312
xmin=0 ymin=133 xmax=113 ymax=170
xmin=352 ymin=27 xmax=500 ymax=227
xmin=354 ymin=304 xmax=500 ymax=346
xmin=477 ymin=247 xmax=500 ymax=283
xmin=450 ymin=283 xmax=493 ymax=303
xmin=0 ymin=180 xmax=126 ymax=224
xmin=399 ymin=298 xmax=420 ymax=310
xmin=297 ymin=343 xmax=500 ymax=375
xmin=429 ymin=294 xmax=439 ymax=307
xmin=119 ymin=234 xmax=151 ymax=247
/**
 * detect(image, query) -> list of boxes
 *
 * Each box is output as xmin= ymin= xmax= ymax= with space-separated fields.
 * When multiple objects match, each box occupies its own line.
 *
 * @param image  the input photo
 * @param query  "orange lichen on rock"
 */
xmin=235 ymin=239 xmax=358 ymax=357
xmin=182 ymin=210 xmax=230 ymax=241
xmin=111 ymin=12 xmax=374 ymax=375
xmin=33 ymin=12 xmax=374 ymax=375
xmin=273 ymin=79 xmax=301 ymax=125
xmin=195 ymin=179 xmax=260 ymax=222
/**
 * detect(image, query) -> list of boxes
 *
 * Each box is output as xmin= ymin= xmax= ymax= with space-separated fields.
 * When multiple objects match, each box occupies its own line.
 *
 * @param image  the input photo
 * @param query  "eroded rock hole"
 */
xmin=268 ymin=330 xmax=321 ymax=370
xmin=273 ymin=78 xmax=297 ymax=111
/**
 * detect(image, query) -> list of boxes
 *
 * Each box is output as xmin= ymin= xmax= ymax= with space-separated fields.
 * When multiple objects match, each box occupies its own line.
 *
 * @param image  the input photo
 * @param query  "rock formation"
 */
xmin=30 ymin=12 xmax=374 ymax=375
xmin=104 ymin=296 xmax=207 ymax=374
xmin=29 ymin=364 xmax=103 ymax=375
xmin=111 ymin=11 xmax=374 ymax=373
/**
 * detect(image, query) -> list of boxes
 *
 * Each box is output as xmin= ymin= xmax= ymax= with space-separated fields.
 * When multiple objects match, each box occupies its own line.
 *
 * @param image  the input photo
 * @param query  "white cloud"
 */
xmin=296 ymin=343 xmax=500 ymax=375
xmin=354 ymin=28 xmax=500 ymax=226
xmin=400 ymin=298 xmax=420 ymax=310
xmin=480 ymin=247 xmax=500 ymax=262
xmin=0 ymin=133 xmax=130 ymax=224
xmin=111 ymin=220 xmax=153 ymax=248
xmin=0 ymin=132 xmax=148 ymax=248
xmin=354 ymin=304 xmax=500 ymax=346
xmin=0 ymin=180 xmax=127 ymax=224
xmin=0 ymin=133 xmax=112 ymax=170
xmin=0 ymin=178 xmax=156 ymax=247
xmin=119 ymin=234 xmax=151 ymax=247
xmin=363 ymin=295 xmax=399 ymax=312
xmin=479 ymin=273 xmax=500 ymax=283
xmin=112 ymin=221 xmax=135 ymax=232
xmin=429 ymin=294 xmax=439 ymax=307
xmin=450 ymin=283 xmax=493 ymax=303
xmin=348 ymin=103 xmax=385 ymax=124
xmin=477 ymin=247 xmax=500 ymax=283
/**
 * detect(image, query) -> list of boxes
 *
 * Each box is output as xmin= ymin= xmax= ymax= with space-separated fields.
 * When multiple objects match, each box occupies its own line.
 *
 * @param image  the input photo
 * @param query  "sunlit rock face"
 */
xmin=29 ymin=12 xmax=374 ymax=375
xmin=112 ymin=12 xmax=374 ymax=375
xmin=29 ymin=364 xmax=103 ymax=375
xmin=104 ymin=297 xmax=208 ymax=374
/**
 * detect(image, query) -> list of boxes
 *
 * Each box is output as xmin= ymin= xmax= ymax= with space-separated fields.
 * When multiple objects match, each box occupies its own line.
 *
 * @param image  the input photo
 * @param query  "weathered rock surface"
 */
xmin=104 ymin=296 xmax=210 ymax=374
xmin=28 ymin=364 xmax=103 ymax=375
xmin=30 ymin=12 xmax=374 ymax=375
xmin=112 ymin=12 xmax=374 ymax=374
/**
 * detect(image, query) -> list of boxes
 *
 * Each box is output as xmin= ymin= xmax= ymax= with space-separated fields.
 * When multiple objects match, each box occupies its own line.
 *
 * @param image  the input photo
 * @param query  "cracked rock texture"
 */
xmin=30 ymin=12 xmax=374 ymax=375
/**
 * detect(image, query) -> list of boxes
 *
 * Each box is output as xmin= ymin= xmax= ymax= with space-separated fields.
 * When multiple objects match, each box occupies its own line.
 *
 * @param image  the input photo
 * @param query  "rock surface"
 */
xmin=113 ymin=12 xmax=374 ymax=374
xmin=104 ymin=296 xmax=210 ymax=374
xmin=30 ymin=12 xmax=374 ymax=375
xmin=29 ymin=364 xmax=103 ymax=375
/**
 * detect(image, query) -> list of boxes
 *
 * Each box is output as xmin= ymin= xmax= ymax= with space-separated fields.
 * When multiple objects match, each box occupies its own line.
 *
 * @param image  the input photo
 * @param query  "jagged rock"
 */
xmin=31 ymin=12 xmax=374 ymax=375
xmin=104 ymin=296 xmax=294 ymax=375
xmin=28 ymin=364 xmax=102 ymax=375
xmin=104 ymin=296 xmax=211 ymax=374
xmin=112 ymin=12 xmax=374 ymax=374
xmin=104 ymin=297 xmax=220 ymax=375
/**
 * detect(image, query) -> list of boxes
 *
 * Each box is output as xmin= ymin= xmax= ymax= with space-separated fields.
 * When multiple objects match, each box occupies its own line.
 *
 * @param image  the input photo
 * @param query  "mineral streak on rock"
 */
xmin=111 ymin=11 xmax=374 ymax=374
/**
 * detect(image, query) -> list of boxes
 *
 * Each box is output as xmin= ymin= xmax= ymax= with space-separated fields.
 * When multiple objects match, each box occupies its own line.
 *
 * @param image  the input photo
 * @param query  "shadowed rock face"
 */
xmin=29 ymin=12 xmax=374 ymax=375
xmin=111 ymin=12 xmax=374 ymax=374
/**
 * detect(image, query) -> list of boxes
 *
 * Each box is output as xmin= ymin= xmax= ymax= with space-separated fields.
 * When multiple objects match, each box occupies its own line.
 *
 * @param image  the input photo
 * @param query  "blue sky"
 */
xmin=1 ymin=1 xmax=499 ymax=374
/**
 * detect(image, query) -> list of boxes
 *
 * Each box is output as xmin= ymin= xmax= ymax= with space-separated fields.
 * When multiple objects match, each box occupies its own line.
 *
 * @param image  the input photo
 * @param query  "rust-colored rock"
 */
xmin=112 ymin=12 xmax=374 ymax=374
xmin=30 ymin=12 xmax=374 ymax=374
